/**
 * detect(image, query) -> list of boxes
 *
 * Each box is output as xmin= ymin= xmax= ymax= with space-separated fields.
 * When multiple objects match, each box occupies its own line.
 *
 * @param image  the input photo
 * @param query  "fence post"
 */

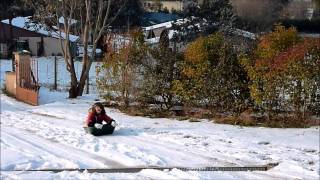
xmin=54 ymin=56 xmax=57 ymax=90
xmin=86 ymin=74 xmax=89 ymax=94
xmin=12 ymin=54 xmax=16 ymax=72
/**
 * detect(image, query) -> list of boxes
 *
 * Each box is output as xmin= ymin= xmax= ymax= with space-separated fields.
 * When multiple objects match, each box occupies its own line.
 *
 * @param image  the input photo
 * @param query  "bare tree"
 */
xmin=77 ymin=0 xmax=124 ymax=97
xmin=24 ymin=0 xmax=125 ymax=98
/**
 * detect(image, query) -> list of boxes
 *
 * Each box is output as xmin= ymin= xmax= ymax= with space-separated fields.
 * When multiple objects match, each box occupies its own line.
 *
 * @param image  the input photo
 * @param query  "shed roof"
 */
xmin=1 ymin=16 xmax=79 ymax=42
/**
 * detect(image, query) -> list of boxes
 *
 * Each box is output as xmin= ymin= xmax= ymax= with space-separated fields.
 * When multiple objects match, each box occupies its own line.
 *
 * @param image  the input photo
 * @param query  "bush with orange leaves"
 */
xmin=241 ymin=25 xmax=320 ymax=122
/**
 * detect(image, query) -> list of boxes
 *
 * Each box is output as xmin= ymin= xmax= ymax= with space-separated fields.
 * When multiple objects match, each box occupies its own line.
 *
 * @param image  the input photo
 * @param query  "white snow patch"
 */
xmin=1 ymin=56 xmax=319 ymax=179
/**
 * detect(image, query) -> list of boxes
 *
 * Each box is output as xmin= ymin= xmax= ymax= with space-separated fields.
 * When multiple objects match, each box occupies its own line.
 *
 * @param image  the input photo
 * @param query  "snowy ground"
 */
xmin=1 ymin=58 xmax=320 ymax=179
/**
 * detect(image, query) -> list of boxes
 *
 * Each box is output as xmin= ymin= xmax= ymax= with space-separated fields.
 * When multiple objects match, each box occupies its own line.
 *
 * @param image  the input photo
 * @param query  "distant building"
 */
xmin=231 ymin=0 xmax=318 ymax=20
xmin=0 ymin=17 xmax=79 ymax=58
xmin=282 ymin=0 xmax=317 ymax=19
xmin=142 ymin=0 xmax=186 ymax=13
xmin=98 ymin=12 xmax=180 ymax=52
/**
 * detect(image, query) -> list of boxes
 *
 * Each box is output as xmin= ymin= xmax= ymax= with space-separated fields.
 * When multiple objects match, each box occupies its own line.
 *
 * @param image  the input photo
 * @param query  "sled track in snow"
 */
xmin=2 ymin=127 xmax=127 ymax=169
xmin=2 ymin=163 xmax=279 ymax=173
xmin=123 ymin=135 xmax=254 ymax=166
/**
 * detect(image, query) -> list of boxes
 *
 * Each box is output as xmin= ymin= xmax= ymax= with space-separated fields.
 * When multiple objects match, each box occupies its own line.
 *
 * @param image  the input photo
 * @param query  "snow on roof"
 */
xmin=2 ymin=16 xmax=79 ymax=42
xmin=231 ymin=28 xmax=256 ymax=40
xmin=143 ymin=17 xmax=204 ymax=32
xmin=144 ymin=21 xmax=173 ymax=31
xmin=58 ymin=17 xmax=78 ymax=25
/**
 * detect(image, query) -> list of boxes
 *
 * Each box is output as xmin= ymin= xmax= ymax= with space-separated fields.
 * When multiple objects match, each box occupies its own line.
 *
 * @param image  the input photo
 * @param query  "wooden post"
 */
xmin=86 ymin=74 xmax=89 ymax=94
xmin=14 ymin=51 xmax=31 ymax=88
xmin=12 ymin=54 xmax=16 ymax=72
xmin=54 ymin=56 xmax=57 ymax=90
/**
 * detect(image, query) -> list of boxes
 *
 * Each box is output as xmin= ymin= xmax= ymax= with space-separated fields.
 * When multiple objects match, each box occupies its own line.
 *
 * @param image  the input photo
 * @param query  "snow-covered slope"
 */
xmin=1 ymin=90 xmax=319 ymax=179
xmin=1 ymin=58 xmax=319 ymax=179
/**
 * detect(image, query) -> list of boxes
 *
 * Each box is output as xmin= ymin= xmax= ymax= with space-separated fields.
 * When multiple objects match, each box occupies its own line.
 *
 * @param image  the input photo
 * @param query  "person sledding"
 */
xmin=83 ymin=102 xmax=117 ymax=136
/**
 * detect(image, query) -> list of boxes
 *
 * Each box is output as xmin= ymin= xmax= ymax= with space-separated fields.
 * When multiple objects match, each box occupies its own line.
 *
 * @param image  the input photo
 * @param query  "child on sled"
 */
xmin=83 ymin=102 xmax=117 ymax=136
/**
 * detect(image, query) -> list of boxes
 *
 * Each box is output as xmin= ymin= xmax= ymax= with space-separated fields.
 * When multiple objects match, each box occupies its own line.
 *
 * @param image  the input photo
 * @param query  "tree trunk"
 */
xmin=77 ymin=65 xmax=91 ymax=96
xmin=78 ymin=44 xmax=96 ymax=96
xmin=69 ymin=84 xmax=78 ymax=98
xmin=77 ymin=55 xmax=89 ymax=97
xmin=77 ymin=0 xmax=92 ymax=97
xmin=63 ymin=21 xmax=78 ymax=98
xmin=69 ymin=56 xmax=78 ymax=98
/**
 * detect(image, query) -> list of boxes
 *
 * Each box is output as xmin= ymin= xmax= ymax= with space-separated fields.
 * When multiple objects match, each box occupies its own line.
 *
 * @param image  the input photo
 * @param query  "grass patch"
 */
xmin=121 ymin=106 xmax=176 ymax=118
xmin=189 ymin=118 xmax=202 ymax=122
xmin=215 ymin=116 xmax=257 ymax=126
xmin=176 ymin=116 xmax=189 ymax=121
xmin=101 ymin=101 xmax=318 ymax=128
xmin=214 ymin=114 xmax=319 ymax=128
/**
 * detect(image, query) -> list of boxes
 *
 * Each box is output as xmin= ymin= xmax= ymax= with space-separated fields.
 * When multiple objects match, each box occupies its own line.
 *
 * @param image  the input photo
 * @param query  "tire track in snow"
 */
xmin=111 ymin=125 xmax=261 ymax=167
xmin=3 ymin=110 xmax=264 ymax=169
xmin=130 ymin=128 xmax=271 ymax=166
xmin=110 ymin=135 xmax=251 ymax=167
xmin=1 ymin=97 xmax=270 ymax=169
xmin=133 ymin=136 xmax=237 ymax=164
xmin=3 ymin=109 xmax=164 ymax=167
xmin=2 ymin=111 xmax=137 ymax=168
xmin=132 ymin=135 xmax=255 ymax=166
xmin=112 ymin=136 xmax=213 ymax=166
xmin=1 ymin=131 xmax=79 ymax=170
xmin=2 ymin=127 xmax=126 ymax=169
xmin=5 ymin=110 xmax=218 ymax=168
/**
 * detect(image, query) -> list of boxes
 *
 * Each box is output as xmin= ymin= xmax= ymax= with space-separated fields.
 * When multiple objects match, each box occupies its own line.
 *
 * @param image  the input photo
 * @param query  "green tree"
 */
xmin=175 ymin=33 xmax=249 ymax=114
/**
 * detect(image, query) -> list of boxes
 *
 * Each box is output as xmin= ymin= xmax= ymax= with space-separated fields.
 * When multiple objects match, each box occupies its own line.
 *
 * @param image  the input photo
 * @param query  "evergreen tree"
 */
xmin=111 ymin=0 xmax=144 ymax=27
xmin=200 ymin=0 xmax=235 ymax=28
xmin=182 ymin=0 xmax=235 ymax=30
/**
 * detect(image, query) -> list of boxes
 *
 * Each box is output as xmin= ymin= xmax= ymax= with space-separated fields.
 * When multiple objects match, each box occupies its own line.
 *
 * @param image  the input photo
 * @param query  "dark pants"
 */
xmin=84 ymin=124 xmax=115 ymax=136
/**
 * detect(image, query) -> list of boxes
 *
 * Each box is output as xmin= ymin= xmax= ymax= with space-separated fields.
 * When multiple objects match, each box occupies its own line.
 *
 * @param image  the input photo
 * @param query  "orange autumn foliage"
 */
xmin=270 ymin=38 xmax=320 ymax=72
xmin=242 ymin=25 xmax=320 ymax=119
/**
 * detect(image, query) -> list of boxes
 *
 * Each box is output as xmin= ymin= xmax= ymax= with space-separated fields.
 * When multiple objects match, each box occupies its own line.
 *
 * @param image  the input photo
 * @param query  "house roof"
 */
xmin=141 ymin=12 xmax=180 ymax=26
xmin=1 ymin=16 xmax=79 ymax=42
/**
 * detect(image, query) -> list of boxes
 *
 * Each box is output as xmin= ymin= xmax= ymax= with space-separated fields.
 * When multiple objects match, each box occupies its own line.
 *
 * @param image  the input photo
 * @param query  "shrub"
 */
xmin=174 ymin=33 xmax=250 ymax=115
xmin=240 ymin=25 xmax=320 ymax=122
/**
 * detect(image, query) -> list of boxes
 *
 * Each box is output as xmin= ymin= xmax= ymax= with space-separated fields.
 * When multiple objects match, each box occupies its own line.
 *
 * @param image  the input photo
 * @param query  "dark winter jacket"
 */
xmin=85 ymin=112 xmax=113 ymax=127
